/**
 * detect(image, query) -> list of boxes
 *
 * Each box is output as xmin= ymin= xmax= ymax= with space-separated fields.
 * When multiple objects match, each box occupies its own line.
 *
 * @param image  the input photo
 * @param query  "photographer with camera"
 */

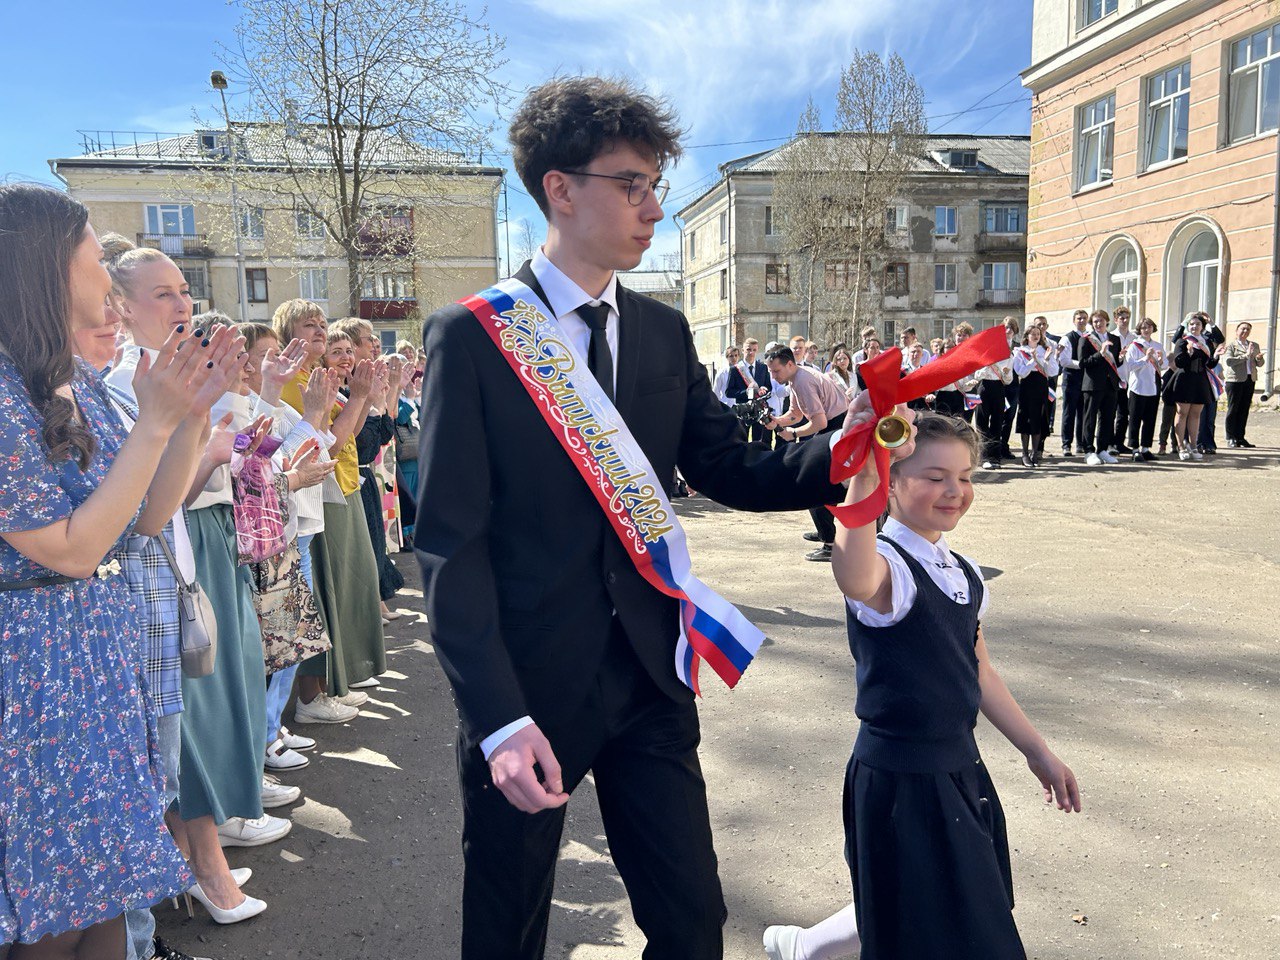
xmin=763 ymin=345 xmax=849 ymax=561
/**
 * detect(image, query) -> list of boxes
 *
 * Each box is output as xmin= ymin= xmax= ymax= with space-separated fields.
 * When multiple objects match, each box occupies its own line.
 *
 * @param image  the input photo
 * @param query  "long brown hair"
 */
xmin=0 ymin=184 xmax=97 ymax=468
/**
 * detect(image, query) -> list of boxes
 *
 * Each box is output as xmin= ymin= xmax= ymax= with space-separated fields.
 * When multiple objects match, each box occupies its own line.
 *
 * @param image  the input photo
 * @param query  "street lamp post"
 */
xmin=211 ymin=70 xmax=250 ymax=322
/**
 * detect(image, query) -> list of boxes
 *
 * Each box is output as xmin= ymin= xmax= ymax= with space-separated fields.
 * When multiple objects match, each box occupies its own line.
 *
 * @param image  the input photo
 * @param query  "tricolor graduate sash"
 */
xmin=460 ymin=278 xmax=763 ymax=695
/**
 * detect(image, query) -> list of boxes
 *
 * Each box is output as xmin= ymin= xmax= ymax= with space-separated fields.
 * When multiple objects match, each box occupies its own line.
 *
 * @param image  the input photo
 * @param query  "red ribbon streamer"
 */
xmin=828 ymin=325 xmax=1011 ymax=528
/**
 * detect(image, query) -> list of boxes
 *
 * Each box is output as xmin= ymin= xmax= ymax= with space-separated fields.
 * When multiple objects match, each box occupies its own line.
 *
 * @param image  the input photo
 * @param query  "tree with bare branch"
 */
xmin=772 ymin=53 xmax=926 ymax=346
xmin=205 ymin=0 xmax=507 ymax=315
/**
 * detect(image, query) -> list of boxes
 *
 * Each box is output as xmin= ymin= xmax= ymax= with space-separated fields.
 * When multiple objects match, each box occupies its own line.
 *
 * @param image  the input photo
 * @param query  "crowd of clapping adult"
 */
xmin=0 ymin=184 xmax=424 ymax=960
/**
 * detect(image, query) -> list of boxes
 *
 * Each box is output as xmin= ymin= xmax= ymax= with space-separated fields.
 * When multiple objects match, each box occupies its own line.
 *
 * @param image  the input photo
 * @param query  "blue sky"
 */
xmin=0 ymin=0 xmax=1034 ymax=269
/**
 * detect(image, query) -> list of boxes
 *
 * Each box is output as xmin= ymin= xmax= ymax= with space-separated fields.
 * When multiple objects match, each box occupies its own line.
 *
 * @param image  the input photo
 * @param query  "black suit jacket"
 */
xmin=723 ymin=359 xmax=766 ymax=404
xmin=414 ymin=264 xmax=844 ymax=748
xmin=1080 ymin=332 xmax=1122 ymax=392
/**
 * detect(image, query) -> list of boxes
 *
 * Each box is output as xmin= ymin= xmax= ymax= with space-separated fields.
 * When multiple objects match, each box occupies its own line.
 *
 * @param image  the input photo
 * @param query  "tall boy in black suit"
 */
xmin=414 ymin=76 xmax=846 ymax=960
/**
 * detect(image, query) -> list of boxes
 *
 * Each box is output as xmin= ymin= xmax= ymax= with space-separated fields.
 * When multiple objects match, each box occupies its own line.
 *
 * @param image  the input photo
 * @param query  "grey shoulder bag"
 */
xmin=155 ymin=530 xmax=219 ymax=678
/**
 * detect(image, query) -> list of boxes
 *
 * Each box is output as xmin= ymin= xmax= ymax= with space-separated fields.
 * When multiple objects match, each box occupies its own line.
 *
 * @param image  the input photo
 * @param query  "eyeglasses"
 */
xmin=563 ymin=170 xmax=670 ymax=206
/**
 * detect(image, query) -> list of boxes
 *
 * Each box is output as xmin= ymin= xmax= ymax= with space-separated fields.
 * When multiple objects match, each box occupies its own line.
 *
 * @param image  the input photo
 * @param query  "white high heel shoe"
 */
xmin=172 ymin=868 xmax=249 ymax=909
xmin=185 ymin=882 xmax=267 ymax=924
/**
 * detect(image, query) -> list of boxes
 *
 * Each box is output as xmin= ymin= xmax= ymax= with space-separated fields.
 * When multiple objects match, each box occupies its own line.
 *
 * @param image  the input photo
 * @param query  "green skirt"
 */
xmin=179 ymin=504 xmax=267 ymax=823
xmin=299 ymin=489 xmax=386 ymax=696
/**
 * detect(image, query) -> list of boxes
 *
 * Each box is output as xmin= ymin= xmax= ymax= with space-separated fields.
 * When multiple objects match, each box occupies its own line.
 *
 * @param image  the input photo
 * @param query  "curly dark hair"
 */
xmin=509 ymin=76 xmax=684 ymax=216
xmin=0 ymin=184 xmax=97 ymax=469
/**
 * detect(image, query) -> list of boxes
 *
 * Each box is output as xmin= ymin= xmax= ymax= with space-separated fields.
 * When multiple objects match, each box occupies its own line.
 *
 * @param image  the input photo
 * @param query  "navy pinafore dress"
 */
xmin=843 ymin=536 xmax=1025 ymax=960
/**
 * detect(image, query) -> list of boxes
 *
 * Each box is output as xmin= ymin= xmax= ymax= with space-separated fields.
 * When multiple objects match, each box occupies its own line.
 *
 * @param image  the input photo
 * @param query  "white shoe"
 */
xmin=763 ymin=925 xmax=802 ymax=960
xmin=1190 ymin=450 xmax=1204 ymax=461
xmin=1178 ymin=449 xmax=1191 ymax=461
xmin=348 ymin=677 xmax=380 ymax=689
xmin=294 ymin=694 xmax=359 ymax=725
xmin=1099 ymin=451 xmax=1119 ymax=464
xmin=265 ymin=739 xmax=310 ymax=772
xmin=185 ymin=882 xmax=267 ymax=924
xmin=981 ymin=460 xmax=997 ymax=470
xmin=334 ymin=690 xmax=369 ymax=707
xmin=217 ymin=815 xmax=292 ymax=848
xmin=1085 ymin=452 xmax=1102 ymax=465
xmin=278 ymin=726 xmax=315 ymax=752
xmin=382 ymin=610 xmax=403 ymax=621
xmin=231 ymin=867 xmax=252 ymax=887
xmin=261 ymin=774 xmax=301 ymax=809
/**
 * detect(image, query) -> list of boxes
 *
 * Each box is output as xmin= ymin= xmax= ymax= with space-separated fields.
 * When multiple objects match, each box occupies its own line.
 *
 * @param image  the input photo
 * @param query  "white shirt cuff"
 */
xmin=480 ymin=716 xmax=534 ymax=760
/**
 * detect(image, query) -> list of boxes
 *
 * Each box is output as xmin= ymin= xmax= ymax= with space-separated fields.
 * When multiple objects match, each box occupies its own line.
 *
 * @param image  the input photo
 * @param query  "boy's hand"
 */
xmin=1027 ymin=747 xmax=1082 ymax=813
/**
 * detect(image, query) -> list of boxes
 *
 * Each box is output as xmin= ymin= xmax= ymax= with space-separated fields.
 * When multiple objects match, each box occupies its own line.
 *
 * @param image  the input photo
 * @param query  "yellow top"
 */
xmin=281 ymin=368 xmax=360 ymax=497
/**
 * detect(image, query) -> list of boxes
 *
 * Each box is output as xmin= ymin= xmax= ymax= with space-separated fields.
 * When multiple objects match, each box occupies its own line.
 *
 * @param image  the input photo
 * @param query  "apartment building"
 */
xmin=51 ymin=127 xmax=503 ymax=350
xmin=677 ymin=134 xmax=1030 ymax=365
xmin=1022 ymin=0 xmax=1279 ymax=382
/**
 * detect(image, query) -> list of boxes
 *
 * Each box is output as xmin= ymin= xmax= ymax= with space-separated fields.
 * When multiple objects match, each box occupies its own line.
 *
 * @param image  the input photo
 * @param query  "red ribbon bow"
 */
xmin=828 ymin=326 xmax=1011 ymax=528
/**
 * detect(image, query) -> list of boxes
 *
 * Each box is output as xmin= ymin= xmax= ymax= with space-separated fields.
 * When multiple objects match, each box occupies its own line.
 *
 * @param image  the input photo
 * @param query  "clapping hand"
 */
xmin=134 ymin=325 xmax=241 ymax=434
xmin=348 ymin=358 xmax=375 ymax=399
xmin=301 ymin=366 xmax=341 ymax=428
xmin=208 ymin=413 xmax=274 ymax=466
xmin=259 ymin=338 xmax=310 ymax=399
xmin=369 ymin=359 xmax=392 ymax=408
xmin=283 ymin=438 xmax=336 ymax=490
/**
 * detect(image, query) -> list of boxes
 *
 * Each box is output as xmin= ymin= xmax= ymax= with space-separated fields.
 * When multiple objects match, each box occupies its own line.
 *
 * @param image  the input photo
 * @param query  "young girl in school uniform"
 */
xmin=764 ymin=412 xmax=1082 ymax=960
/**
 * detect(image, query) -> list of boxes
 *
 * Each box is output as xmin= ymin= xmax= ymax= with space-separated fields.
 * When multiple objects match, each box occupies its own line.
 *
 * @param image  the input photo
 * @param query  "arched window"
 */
xmin=1107 ymin=245 xmax=1138 ymax=313
xmin=1181 ymin=231 xmax=1220 ymax=319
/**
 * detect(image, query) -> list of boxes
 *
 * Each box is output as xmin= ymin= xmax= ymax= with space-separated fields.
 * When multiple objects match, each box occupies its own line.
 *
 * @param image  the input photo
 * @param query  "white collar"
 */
xmin=530 ymin=248 xmax=620 ymax=321
xmin=882 ymin=517 xmax=956 ymax=568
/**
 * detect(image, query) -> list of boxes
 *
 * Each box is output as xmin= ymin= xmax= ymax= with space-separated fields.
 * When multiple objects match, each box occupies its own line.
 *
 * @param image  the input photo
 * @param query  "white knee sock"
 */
xmin=796 ymin=903 xmax=861 ymax=960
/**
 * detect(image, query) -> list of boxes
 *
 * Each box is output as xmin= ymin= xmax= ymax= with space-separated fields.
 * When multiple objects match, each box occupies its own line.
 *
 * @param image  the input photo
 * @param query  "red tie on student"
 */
xmin=828 ymin=326 xmax=1011 ymax=528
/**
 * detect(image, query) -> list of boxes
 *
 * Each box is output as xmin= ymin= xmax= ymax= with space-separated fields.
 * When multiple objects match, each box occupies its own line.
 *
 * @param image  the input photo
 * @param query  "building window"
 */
xmin=719 ymin=212 xmax=728 ymax=244
xmin=934 ymin=205 xmax=957 ymax=237
xmin=1229 ymin=24 xmax=1280 ymax=142
xmin=1083 ymin=0 xmax=1117 ymax=27
xmin=299 ymin=267 xmax=328 ymax=302
xmin=1077 ymin=93 xmax=1116 ymax=189
xmin=985 ymin=206 xmax=1025 ymax=234
xmin=934 ymin=263 xmax=958 ymax=293
xmin=824 ymin=260 xmax=855 ymax=291
xmin=379 ymin=330 xmax=399 ymax=354
xmin=245 ymin=268 xmax=268 ymax=303
xmin=237 ymin=206 xmax=265 ymax=241
xmin=885 ymin=204 xmax=909 ymax=233
xmin=1106 ymin=246 xmax=1139 ymax=313
xmin=295 ymin=208 xmax=326 ymax=239
xmin=1144 ymin=62 xmax=1191 ymax=168
xmin=362 ymin=272 xmax=415 ymax=299
xmin=181 ymin=266 xmax=209 ymax=301
xmin=764 ymin=206 xmax=776 ymax=236
xmin=688 ymin=229 xmax=697 ymax=260
xmin=765 ymin=262 xmax=790 ymax=294
xmin=145 ymin=203 xmax=196 ymax=237
xmin=982 ymin=262 xmax=1024 ymax=301
xmin=1181 ymin=231 xmax=1220 ymax=319
xmin=949 ymin=150 xmax=978 ymax=169
xmin=690 ymin=279 xmax=697 ymax=311
xmin=884 ymin=263 xmax=908 ymax=297
xmin=719 ymin=269 xmax=728 ymax=300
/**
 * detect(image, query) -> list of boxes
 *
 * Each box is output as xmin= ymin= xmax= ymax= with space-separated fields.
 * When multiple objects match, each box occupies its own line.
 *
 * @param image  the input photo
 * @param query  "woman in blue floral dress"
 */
xmin=0 ymin=185 xmax=239 ymax=957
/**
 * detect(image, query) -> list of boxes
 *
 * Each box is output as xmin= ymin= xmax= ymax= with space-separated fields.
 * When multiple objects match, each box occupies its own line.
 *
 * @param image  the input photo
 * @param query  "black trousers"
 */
xmin=1113 ymin=385 xmax=1129 ymax=447
xmin=1127 ymin=392 xmax=1158 ymax=449
xmin=1060 ymin=375 xmax=1085 ymax=449
xmin=807 ymin=411 xmax=846 ymax=544
xmin=1082 ymin=387 xmax=1118 ymax=454
xmin=933 ymin=391 xmax=965 ymax=419
xmin=999 ymin=380 xmax=1019 ymax=450
xmin=457 ymin=626 xmax=725 ymax=960
xmin=1159 ymin=394 xmax=1179 ymax=447
xmin=974 ymin=380 xmax=1005 ymax=462
xmin=1225 ymin=380 xmax=1255 ymax=441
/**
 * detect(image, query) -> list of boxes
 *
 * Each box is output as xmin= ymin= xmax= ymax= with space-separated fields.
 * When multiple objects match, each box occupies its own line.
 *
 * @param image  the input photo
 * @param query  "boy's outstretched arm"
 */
xmin=976 ymin=627 xmax=1083 ymax=813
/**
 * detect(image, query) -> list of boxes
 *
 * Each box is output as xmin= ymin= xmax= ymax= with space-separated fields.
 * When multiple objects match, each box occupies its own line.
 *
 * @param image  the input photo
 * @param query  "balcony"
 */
xmin=355 ymin=210 xmax=414 ymax=258
xmin=976 ymin=232 xmax=1027 ymax=254
xmin=977 ymin=288 xmax=1025 ymax=307
xmin=359 ymin=298 xmax=417 ymax=321
xmin=136 ymin=233 xmax=213 ymax=258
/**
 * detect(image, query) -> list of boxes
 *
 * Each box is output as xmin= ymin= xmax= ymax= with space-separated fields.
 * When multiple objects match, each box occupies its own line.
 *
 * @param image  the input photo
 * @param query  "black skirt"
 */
xmin=1166 ymin=369 xmax=1214 ymax=405
xmin=1015 ymin=373 xmax=1051 ymax=436
xmin=359 ymin=465 xmax=404 ymax=602
xmin=844 ymin=756 xmax=1026 ymax=960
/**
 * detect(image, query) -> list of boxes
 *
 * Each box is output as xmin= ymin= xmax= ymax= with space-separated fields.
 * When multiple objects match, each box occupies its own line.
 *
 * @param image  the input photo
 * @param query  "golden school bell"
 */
xmin=873 ymin=414 xmax=912 ymax=449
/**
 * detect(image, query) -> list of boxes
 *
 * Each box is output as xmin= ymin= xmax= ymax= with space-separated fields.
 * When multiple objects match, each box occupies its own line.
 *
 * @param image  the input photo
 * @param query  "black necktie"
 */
xmin=578 ymin=303 xmax=614 ymax=404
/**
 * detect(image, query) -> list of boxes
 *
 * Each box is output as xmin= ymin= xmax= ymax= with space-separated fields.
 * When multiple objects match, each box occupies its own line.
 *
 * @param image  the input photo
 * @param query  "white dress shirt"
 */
xmin=482 ymin=249 xmax=624 ymax=760
xmin=846 ymin=518 xmax=988 ymax=627
xmin=1119 ymin=337 xmax=1166 ymax=396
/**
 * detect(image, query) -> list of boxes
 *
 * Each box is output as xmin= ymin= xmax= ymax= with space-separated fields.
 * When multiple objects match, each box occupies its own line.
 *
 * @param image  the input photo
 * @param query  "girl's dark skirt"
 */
xmin=844 ymin=756 xmax=1026 ymax=960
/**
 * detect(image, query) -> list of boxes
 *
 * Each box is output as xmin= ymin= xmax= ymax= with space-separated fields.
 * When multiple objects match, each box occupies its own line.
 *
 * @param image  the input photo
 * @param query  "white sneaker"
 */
xmin=265 ymin=739 xmax=310 ymax=772
xmin=217 ymin=815 xmax=292 ymax=847
xmin=278 ymin=726 xmax=315 ymax=752
xmin=1085 ymin=452 xmax=1102 ymax=465
xmin=334 ymin=690 xmax=369 ymax=707
xmin=1099 ymin=451 xmax=1119 ymax=464
xmin=261 ymin=774 xmax=301 ymax=809
xmin=348 ymin=677 xmax=380 ymax=689
xmin=1190 ymin=450 xmax=1204 ymax=461
xmin=763 ymin=925 xmax=802 ymax=960
xmin=981 ymin=460 xmax=997 ymax=470
xmin=1178 ymin=449 xmax=1191 ymax=461
xmin=294 ymin=694 xmax=359 ymax=725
